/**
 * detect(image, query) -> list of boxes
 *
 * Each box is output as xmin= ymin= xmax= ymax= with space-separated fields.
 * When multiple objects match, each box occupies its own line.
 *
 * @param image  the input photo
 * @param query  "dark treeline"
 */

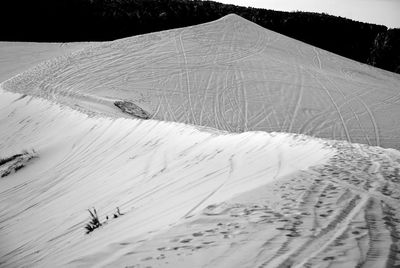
xmin=1 ymin=0 xmax=399 ymax=74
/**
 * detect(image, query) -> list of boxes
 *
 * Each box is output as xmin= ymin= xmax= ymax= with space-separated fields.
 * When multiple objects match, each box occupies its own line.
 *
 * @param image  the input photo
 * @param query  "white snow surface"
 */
xmin=1 ymin=14 xmax=400 ymax=268
xmin=0 ymin=42 xmax=91 ymax=83
xmin=3 ymin=14 xmax=400 ymax=149
xmin=0 ymin=89 xmax=332 ymax=267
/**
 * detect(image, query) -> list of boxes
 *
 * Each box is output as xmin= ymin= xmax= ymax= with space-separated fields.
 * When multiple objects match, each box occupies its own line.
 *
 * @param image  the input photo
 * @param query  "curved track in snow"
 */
xmin=3 ymin=14 xmax=400 ymax=149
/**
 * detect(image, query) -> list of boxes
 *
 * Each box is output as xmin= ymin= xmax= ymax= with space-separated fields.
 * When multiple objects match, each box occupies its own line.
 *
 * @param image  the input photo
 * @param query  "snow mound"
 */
xmin=2 ymin=14 xmax=400 ymax=149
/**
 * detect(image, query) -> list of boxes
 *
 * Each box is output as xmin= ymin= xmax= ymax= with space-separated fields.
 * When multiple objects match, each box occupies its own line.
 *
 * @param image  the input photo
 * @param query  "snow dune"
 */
xmin=0 ymin=89 xmax=332 ymax=267
xmin=3 ymin=14 xmax=400 ymax=149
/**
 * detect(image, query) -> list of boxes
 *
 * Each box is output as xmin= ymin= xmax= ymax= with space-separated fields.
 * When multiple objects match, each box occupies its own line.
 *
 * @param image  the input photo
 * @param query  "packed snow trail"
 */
xmin=102 ymin=142 xmax=400 ymax=268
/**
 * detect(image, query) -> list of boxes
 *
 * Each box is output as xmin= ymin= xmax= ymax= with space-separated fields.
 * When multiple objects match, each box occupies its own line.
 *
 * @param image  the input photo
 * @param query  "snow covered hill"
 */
xmin=1 ymin=14 xmax=400 ymax=268
xmin=3 ymin=14 xmax=400 ymax=149
xmin=1 ymin=87 xmax=400 ymax=267
xmin=0 ymin=88 xmax=333 ymax=267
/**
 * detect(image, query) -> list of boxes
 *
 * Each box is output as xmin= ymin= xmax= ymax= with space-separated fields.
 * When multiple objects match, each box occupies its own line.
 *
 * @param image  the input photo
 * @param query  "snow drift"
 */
xmin=0 ymin=88 xmax=333 ymax=267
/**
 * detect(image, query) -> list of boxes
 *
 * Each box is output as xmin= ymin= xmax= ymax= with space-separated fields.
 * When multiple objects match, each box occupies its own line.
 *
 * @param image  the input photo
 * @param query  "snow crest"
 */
xmin=0 ymin=89 xmax=332 ymax=267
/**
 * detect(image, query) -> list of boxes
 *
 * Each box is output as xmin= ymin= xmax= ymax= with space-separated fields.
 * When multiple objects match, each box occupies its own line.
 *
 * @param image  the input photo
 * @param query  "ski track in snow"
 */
xmin=2 ymin=86 xmax=400 ymax=268
xmin=2 ymin=14 xmax=400 ymax=149
xmin=1 ymin=14 xmax=400 ymax=268
xmin=99 ymin=142 xmax=400 ymax=268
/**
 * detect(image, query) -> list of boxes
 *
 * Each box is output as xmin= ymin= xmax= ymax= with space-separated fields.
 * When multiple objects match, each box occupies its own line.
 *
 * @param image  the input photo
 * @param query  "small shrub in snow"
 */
xmin=85 ymin=207 xmax=126 ymax=234
xmin=85 ymin=208 xmax=102 ymax=234
xmin=113 ymin=207 xmax=124 ymax=218
xmin=0 ymin=150 xmax=38 ymax=178
xmin=0 ymin=154 xmax=22 ymax=166
xmin=114 ymin=100 xmax=151 ymax=119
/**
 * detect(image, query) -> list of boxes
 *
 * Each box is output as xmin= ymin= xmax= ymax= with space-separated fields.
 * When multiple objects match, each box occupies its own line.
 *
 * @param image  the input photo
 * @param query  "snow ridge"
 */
xmin=0 ymin=89 xmax=332 ymax=267
xmin=2 ymin=14 xmax=400 ymax=148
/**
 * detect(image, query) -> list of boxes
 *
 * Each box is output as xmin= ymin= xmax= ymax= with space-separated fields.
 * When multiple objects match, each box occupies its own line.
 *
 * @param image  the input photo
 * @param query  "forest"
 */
xmin=1 ymin=0 xmax=399 ymax=74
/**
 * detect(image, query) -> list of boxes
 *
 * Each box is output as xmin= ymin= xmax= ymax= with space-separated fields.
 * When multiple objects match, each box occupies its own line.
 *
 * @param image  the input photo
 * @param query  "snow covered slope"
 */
xmin=1 ymin=14 xmax=400 ymax=268
xmin=1 ymin=88 xmax=400 ymax=267
xmin=0 ymin=42 xmax=91 ymax=83
xmin=0 ymin=89 xmax=332 ymax=267
xmin=3 ymin=14 xmax=400 ymax=149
